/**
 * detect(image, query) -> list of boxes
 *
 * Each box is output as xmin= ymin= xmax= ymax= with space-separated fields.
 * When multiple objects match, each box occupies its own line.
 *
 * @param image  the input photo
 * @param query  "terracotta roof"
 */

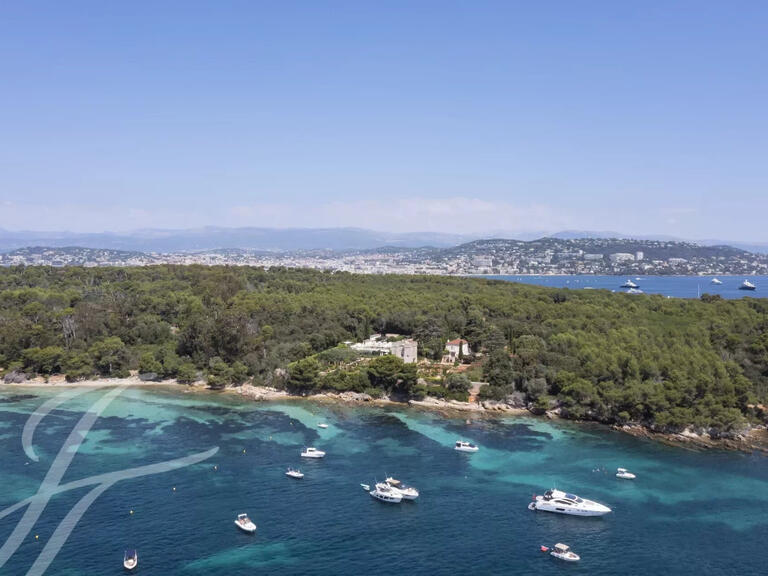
xmin=446 ymin=339 xmax=468 ymax=345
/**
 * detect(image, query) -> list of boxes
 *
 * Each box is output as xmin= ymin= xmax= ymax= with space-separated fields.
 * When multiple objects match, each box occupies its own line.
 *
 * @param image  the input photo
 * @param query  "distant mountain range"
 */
xmin=0 ymin=226 xmax=766 ymax=254
xmin=0 ymin=227 xmax=475 ymax=253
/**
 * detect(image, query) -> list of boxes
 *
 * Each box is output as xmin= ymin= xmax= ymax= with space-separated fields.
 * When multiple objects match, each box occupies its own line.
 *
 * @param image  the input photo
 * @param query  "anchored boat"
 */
xmin=548 ymin=543 xmax=580 ymax=562
xmin=286 ymin=467 xmax=304 ymax=479
xmin=301 ymin=447 xmax=326 ymax=458
xmin=369 ymin=482 xmax=403 ymax=503
xmin=454 ymin=440 xmax=479 ymax=453
xmin=123 ymin=549 xmax=138 ymax=571
xmin=616 ymin=467 xmax=636 ymax=479
xmin=234 ymin=513 xmax=257 ymax=533
xmin=529 ymin=489 xmax=611 ymax=516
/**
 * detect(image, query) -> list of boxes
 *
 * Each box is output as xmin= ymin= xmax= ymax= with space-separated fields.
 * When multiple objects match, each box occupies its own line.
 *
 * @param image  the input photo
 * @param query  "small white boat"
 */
xmin=234 ymin=513 xmax=257 ymax=533
xmin=529 ymin=489 xmax=611 ymax=516
xmin=123 ymin=549 xmax=138 ymax=571
xmin=616 ymin=467 xmax=636 ymax=479
xmin=286 ymin=467 xmax=304 ymax=479
xmin=385 ymin=477 xmax=419 ymax=500
xmin=369 ymin=482 xmax=402 ymax=503
xmin=454 ymin=440 xmax=479 ymax=453
xmin=360 ymin=483 xmax=370 ymax=491
xmin=549 ymin=543 xmax=580 ymax=562
xmin=317 ymin=423 xmax=329 ymax=429
xmin=739 ymin=279 xmax=757 ymax=291
xmin=620 ymin=279 xmax=639 ymax=288
xmin=626 ymin=288 xmax=644 ymax=295
xmin=711 ymin=278 xmax=722 ymax=285
xmin=301 ymin=447 xmax=325 ymax=458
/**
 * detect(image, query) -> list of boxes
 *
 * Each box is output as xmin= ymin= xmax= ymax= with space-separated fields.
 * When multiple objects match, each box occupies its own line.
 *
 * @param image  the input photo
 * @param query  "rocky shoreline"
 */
xmin=615 ymin=423 xmax=768 ymax=453
xmin=234 ymin=384 xmax=530 ymax=416
xmin=3 ymin=377 xmax=767 ymax=452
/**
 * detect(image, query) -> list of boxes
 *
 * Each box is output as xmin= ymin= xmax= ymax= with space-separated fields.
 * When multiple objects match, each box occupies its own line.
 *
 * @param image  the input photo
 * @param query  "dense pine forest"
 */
xmin=1 ymin=265 xmax=767 ymax=434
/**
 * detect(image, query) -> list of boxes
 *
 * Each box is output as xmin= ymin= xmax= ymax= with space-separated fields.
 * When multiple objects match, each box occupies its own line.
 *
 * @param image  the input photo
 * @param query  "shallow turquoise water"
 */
xmin=0 ymin=386 xmax=766 ymax=575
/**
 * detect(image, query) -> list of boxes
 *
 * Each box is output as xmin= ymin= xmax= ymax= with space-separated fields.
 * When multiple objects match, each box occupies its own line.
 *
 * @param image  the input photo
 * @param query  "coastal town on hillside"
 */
xmin=2 ymin=238 xmax=768 ymax=276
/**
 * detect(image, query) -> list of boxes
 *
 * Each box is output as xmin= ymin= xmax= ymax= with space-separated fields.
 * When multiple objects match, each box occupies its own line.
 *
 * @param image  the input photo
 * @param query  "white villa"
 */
xmin=351 ymin=334 xmax=418 ymax=364
xmin=444 ymin=338 xmax=470 ymax=362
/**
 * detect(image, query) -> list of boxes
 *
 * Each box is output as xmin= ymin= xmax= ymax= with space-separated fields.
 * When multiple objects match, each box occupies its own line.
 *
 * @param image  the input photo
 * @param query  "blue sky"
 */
xmin=1 ymin=1 xmax=766 ymax=239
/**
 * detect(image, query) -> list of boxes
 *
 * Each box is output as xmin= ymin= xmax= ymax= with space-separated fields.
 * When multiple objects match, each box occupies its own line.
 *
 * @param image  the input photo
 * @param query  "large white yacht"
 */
xmin=528 ymin=489 xmax=611 ymax=516
xmin=739 ymin=279 xmax=757 ymax=291
xmin=454 ymin=440 xmax=479 ymax=453
xmin=385 ymin=477 xmax=419 ymax=500
xmin=711 ymin=278 xmax=723 ymax=285
xmin=369 ymin=482 xmax=403 ymax=503
xmin=301 ymin=447 xmax=325 ymax=458
xmin=620 ymin=279 xmax=639 ymax=288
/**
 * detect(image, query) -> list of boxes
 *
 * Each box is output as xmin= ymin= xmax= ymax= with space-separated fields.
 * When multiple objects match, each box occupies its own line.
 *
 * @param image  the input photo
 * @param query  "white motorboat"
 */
xmin=286 ymin=467 xmax=304 ymax=479
xmin=369 ymin=482 xmax=402 ymax=503
xmin=620 ymin=279 xmax=639 ymax=288
xmin=616 ymin=467 xmax=636 ymax=479
xmin=739 ymin=279 xmax=757 ymax=291
xmin=301 ymin=447 xmax=326 ymax=458
xmin=234 ymin=513 xmax=257 ymax=533
xmin=317 ymin=423 xmax=329 ymax=429
xmin=454 ymin=440 xmax=479 ymax=453
xmin=711 ymin=278 xmax=722 ymax=285
xmin=123 ymin=549 xmax=138 ymax=571
xmin=549 ymin=543 xmax=580 ymax=562
xmin=626 ymin=288 xmax=644 ymax=295
xmin=529 ymin=489 xmax=611 ymax=516
xmin=360 ymin=483 xmax=370 ymax=491
xmin=385 ymin=477 xmax=419 ymax=500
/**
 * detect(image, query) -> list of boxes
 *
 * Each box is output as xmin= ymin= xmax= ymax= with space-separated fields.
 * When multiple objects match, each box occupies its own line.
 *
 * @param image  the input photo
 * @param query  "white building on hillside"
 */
xmin=609 ymin=252 xmax=635 ymax=263
xmin=391 ymin=339 xmax=418 ymax=364
xmin=444 ymin=339 xmax=470 ymax=362
xmin=351 ymin=334 xmax=418 ymax=363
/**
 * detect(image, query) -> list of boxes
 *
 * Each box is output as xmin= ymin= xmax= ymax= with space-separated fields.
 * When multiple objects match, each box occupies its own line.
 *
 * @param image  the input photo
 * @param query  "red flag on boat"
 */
xmin=540 ymin=545 xmax=549 ymax=552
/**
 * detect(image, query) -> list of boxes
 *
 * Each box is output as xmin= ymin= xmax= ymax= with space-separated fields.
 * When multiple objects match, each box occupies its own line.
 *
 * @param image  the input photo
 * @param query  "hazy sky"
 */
xmin=1 ymin=2 xmax=766 ymax=239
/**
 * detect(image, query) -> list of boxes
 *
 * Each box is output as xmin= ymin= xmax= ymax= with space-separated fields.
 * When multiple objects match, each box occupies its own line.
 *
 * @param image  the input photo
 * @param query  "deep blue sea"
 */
xmin=1 ymin=386 xmax=767 ymax=576
xmin=483 ymin=275 xmax=768 ymax=299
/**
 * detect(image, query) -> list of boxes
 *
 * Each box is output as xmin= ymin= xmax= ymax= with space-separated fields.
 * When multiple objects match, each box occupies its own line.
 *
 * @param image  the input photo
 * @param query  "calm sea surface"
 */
xmin=0 ymin=386 xmax=766 ymax=576
xmin=483 ymin=275 xmax=768 ymax=299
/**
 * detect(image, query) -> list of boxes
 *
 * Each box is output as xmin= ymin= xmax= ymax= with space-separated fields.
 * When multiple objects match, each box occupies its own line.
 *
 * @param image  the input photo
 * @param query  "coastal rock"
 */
xmin=480 ymin=400 xmax=507 ymax=411
xmin=3 ymin=371 xmax=27 ymax=384
xmin=237 ymin=385 xmax=288 ymax=401
xmin=410 ymin=397 xmax=484 ymax=412
xmin=338 ymin=391 xmax=373 ymax=402
xmin=505 ymin=392 xmax=527 ymax=408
